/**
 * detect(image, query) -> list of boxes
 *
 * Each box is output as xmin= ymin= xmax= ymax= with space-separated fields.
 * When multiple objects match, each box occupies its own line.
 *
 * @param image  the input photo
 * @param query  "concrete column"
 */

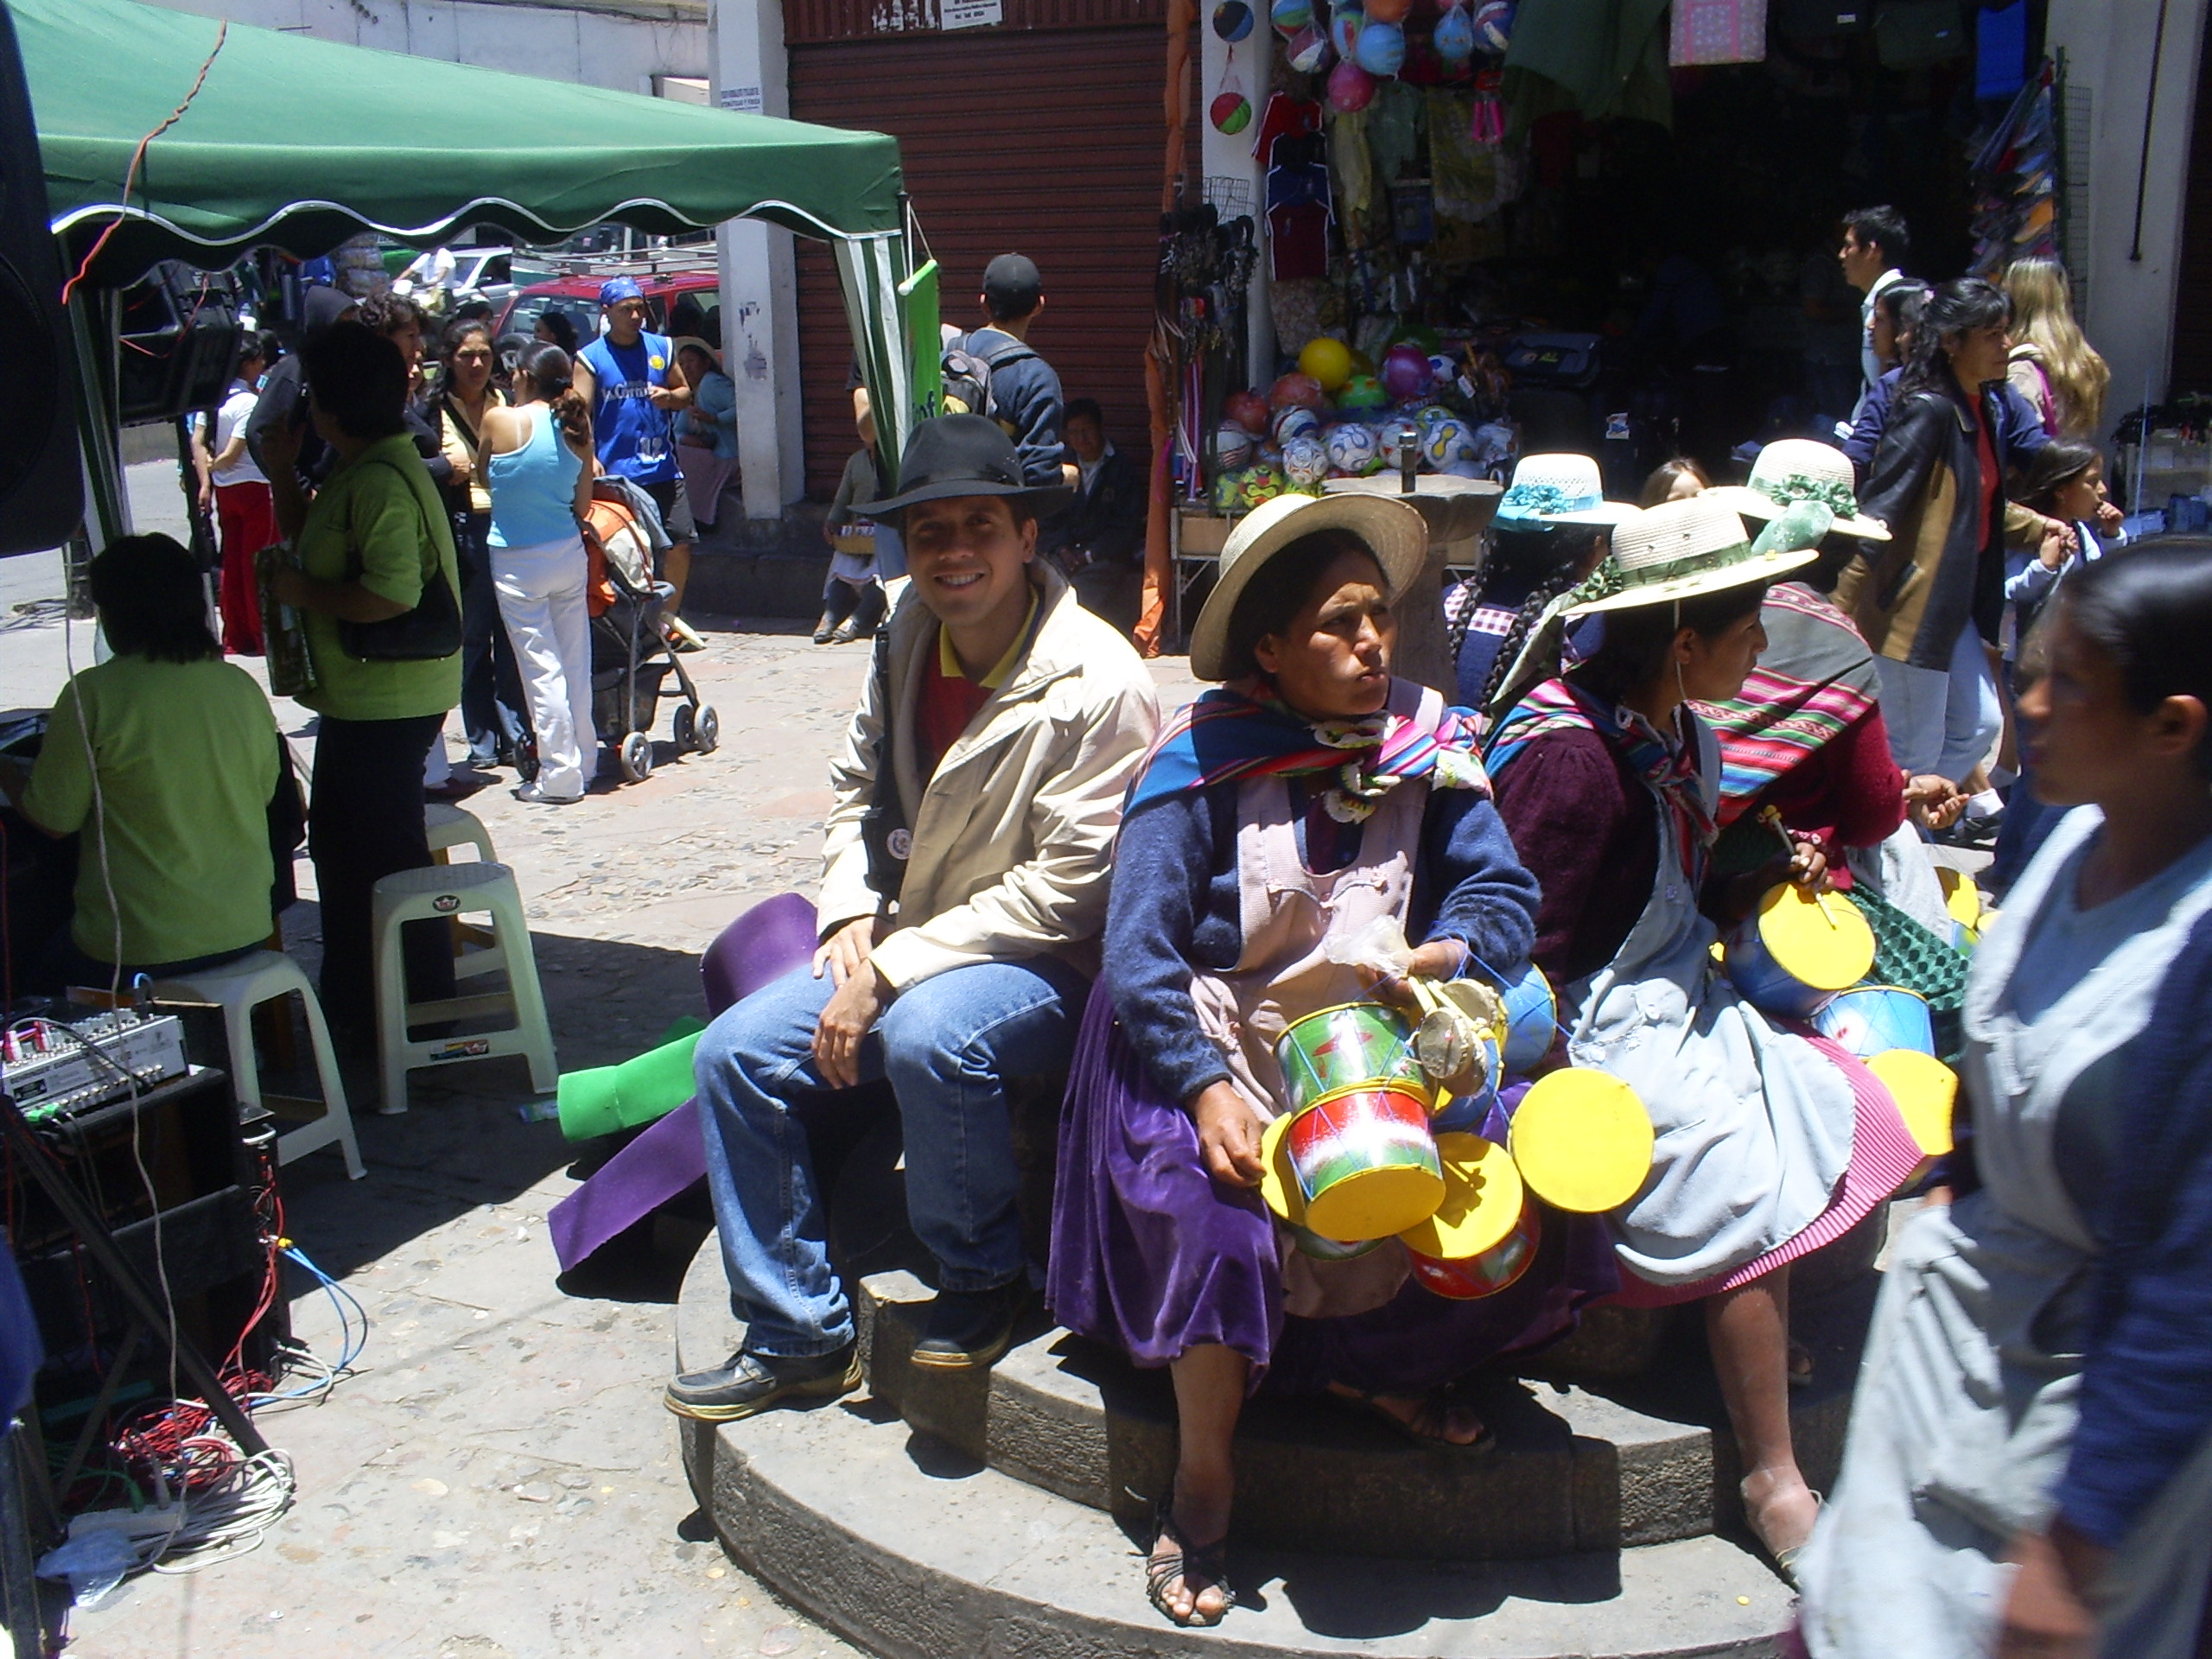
xmin=1198 ymin=17 xmax=1274 ymax=381
xmin=709 ymin=0 xmax=808 ymax=514
xmin=2047 ymin=0 xmax=2212 ymax=419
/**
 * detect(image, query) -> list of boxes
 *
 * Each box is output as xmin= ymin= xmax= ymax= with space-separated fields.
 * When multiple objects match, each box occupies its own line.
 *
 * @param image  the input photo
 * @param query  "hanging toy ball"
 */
xmin=1330 ymin=6 xmax=1364 ymax=63
xmin=1269 ymin=0 xmax=1313 ymax=35
xmin=1325 ymin=58 xmax=1376 ymax=111
xmin=1472 ymin=0 xmax=1516 ymax=53
xmin=1285 ymin=23 xmax=1332 ymax=73
xmin=1366 ymin=0 xmax=1411 ymax=23
xmin=1297 ymin=335 xmax=1354 ymax=391
xmin=1269 ymin=371 xmax=1326 ymax=411
xmin=1379 ymin=341 xmax=1433 ymax=403
xmin=1212 ymin=0 xmax=1256 ymax=40
xmin=1210 ymin=91 xmax=1253 ymax=133
xmin=1434 ymin=3 xmax=1476 ymax=62
xmin=1353 ymin=18 xmax=1405 ymax=76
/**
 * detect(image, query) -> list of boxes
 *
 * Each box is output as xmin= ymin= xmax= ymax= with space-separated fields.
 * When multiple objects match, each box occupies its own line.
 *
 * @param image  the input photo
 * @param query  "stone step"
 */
xmin=672 ymin=1346 xmax=1799 ymax=1659
xmin=676 ymin=1233 xmax=1873 ymax=1563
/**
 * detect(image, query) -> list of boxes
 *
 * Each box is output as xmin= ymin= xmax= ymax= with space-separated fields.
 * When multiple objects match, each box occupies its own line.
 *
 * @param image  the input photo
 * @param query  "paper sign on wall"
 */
xmin=718 ymin=86 xmax=765 ymax=113
xmin=940 ymin=0 xmax=1003 ymax=29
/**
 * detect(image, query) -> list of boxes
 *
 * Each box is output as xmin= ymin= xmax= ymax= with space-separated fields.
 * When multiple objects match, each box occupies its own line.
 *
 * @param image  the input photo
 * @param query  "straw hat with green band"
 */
xmin=1707 ymin=438 xmax=1891 ymax=542
xmin=1562 ymin=494 xmax=1821 ymax=618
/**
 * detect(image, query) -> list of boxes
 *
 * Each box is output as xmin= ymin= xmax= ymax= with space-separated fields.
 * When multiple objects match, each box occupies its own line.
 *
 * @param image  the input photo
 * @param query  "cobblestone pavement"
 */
xmin=40 ymin=605 xmax=1198 ymax=1659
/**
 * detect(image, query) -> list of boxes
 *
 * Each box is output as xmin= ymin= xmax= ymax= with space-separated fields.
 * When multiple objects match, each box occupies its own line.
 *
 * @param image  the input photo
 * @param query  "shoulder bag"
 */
xmin=336 ymin=454 xmax=463 ymax=661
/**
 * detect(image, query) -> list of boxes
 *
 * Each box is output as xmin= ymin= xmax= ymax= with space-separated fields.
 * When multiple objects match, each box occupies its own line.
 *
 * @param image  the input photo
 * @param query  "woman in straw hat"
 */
xmin=1048 ymin=493 xmax=1605 ymax=1628
xmin=1484 ymin=494 xmax=1929 ymax=1580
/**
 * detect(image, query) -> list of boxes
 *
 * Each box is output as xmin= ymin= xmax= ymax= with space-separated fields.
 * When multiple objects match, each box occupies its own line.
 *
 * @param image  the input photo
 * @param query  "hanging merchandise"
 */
xmin=1211 ymin=32 xmax=1253 ymax=135
xmin=1225 ymin=387 xmax=1272 ymax=431
xmin=1213 ymin=0 xmax=1256 ymax=40
xmin=1355 ymin=18 xmax=1408 ymax=75
xmin=1271 ymin=0 xmax=1313 ymax=34
xmin=1380 ymin=341 xmax=1433 ymax=401
xmin=1670 ymin=0 xmax=1767 ymax=67
xmin=1217 ymin=421 xmax=1258 ymax=467
xmin=1328 ymin=59 xmax=1378 ymax=112
xmin=1332 ymin=6 xmax=1365 ymax=63
xmin=1435 ymin=5 xmax=1476 ymax=64
xmin=1469 ymin=67 xmax=1506 ymax=144
xmin=1287 ymin=24 xmax=1332 ymax=73
xmin=1270 ymin=371 xmax=1328 ymax=410
xmin=1966 ymin=58 xmax=2059 ymax=276
xmin=1212 ymin=91 xmax=1255 ymax=133
xmin=1471 ymin=0 xmax=1515 ymax=53
xmin=1366 ymin=0 xmax=1412 ymax=22
xmin=1298 ymin=334 xmax=1354 ymax=389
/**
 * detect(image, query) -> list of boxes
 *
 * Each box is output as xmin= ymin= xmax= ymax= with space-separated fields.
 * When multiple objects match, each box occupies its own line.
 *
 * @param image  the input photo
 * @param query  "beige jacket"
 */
xmin=818 ymin=562 xmax=1160 ymax=990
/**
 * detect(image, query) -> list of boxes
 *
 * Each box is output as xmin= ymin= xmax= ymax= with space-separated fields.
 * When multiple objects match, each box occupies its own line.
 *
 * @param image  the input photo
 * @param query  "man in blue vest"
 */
xmin=574 ymin=277 xmax=700 ymax=639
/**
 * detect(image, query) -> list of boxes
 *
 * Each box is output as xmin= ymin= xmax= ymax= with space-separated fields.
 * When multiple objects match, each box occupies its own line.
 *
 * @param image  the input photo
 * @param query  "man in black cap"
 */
xmin=948 ymin=252 xmax=1077 ymax=493
xmin=667 ymin=415 xmax=1158 ymax=1423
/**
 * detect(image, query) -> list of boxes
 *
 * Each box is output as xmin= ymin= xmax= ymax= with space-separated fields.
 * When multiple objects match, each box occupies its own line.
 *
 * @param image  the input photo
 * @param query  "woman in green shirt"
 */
xmin=14 ymin=535 xmax=283 ymax=989
xmin=265 ymin=321 xmax=462 ymax=1039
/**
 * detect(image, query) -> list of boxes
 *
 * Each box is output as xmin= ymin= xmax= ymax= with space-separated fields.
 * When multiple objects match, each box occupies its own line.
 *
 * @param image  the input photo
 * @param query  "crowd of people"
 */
xmin=663 ymin=225 xmax=2212 ymax=1659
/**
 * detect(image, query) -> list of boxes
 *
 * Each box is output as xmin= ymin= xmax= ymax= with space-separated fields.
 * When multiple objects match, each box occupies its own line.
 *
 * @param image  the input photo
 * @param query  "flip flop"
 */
xmin=1337 ymin=1386 xmax=1497 ymax=1453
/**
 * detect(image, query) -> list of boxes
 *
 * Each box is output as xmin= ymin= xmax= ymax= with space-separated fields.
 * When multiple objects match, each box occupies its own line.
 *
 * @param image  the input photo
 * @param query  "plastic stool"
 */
xmin=426 ymin=802 xmax=497 ymax=865
xmin=370 ymin=861 xmax=556 ymax=1116
xmin=158 ymin=951 xmax=365 ymax=1179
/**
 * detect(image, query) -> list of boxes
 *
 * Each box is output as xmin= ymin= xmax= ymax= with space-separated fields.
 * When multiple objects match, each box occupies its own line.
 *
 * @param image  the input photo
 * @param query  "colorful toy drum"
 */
xmin=1257 ymin=1112 xmax=1386 ymax=1259
xmin=1813 ymin=985 xmax=1936 ymax=1059
xmin=1285 ymin=1083 xmax=1444 ymax=1241
xmin=1508 ymin=1069 xmax=1655 ymax=1213
xmin=1275 ymin=1001 xmax=1427 ymax=1116
xmin=1725 ymin=884 xmax=1876 ymax=1019
xmin=1489 ymin=960 xmax=1559 ymax=1074
xmin=1400 ymin=1132 xmax=1521 ymax=1256
xmin=1408 ymin=1205 xmax=1540 ymax=1300
xmin=1427 ymin=1077 xmax=1497 ymax=1136
xmin=1867 ymin=1049 xmax=1957 ymax=1178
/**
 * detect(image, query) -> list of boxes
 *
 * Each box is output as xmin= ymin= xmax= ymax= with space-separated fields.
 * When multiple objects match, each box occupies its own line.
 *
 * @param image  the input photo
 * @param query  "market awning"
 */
xmin=17 ymin=0 xmax=906 ymax=283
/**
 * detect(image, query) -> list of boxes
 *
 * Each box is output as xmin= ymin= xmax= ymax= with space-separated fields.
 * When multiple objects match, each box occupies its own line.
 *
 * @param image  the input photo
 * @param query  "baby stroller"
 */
xmin=582 ymin=481 xmax=719 ymax=783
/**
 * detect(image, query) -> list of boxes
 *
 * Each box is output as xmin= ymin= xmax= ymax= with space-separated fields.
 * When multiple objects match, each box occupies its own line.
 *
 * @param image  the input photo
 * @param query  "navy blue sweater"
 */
xmin=1104 ymin=780 xmax=1541 ymax=1103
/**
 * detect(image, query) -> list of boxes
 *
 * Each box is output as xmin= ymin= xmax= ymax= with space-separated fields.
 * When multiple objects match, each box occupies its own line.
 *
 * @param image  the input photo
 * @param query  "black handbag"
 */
xmin=336 ymin=456 xmax=464 ymax=661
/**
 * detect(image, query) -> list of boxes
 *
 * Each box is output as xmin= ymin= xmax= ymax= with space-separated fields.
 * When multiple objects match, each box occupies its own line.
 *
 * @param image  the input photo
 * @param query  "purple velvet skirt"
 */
xmin=1046 ymin=982 xmax=1618 ymax=1397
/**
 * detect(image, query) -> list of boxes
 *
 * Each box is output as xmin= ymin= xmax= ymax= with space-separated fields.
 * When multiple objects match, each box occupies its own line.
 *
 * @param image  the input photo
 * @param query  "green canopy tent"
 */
xmin=12 ymin=0 xmax=918 ymax=545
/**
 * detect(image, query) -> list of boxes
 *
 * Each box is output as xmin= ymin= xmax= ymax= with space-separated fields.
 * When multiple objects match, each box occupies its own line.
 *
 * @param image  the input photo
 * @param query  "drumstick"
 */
xmin=1760 ymin=805 xmax=1838 ymax=922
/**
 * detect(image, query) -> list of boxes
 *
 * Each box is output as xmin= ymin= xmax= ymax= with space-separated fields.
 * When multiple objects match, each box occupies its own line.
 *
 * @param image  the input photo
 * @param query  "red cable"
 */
xmin=60 ymin=21 xmax=228 ymax=307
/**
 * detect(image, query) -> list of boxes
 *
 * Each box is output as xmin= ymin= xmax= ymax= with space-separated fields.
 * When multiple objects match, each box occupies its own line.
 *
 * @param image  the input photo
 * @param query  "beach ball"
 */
xmin=1337 ymin=372 xmax=1389 ymax=411
xmin=1285 ymin=22 xmax=1332 ymax=71
xmin=1216 ymin=422 xmax=1256 ymax=470
xmin=1325 ymin=422 xmax=1382 ymax=475
xmin=1330 ymin=7 xmax=1363 ymax=62
xmin=1212 ymin=0 xmax=1255 ymax=39
xmin=1269 ymin=371 xmax=1325 ymax=411
xmin=1379 ymin=342 xmax=1432 ymax=402
xmin=1225 ymin=389 xmax=1271 ymax=433
xmin=1366 ymin=0 xmax=1411 ymax=22
xmin=1472 ymin=0 xmax=1514 ymax=52
xmin=1210 ymin=91 xmax=1253 ymax=133
xmin=1283 ymin=434 xmax=1332 ymax=487
xmin=1378 ymin=421 xmax=1422 ymax=474
xmin=1273 ymin=404 xmax=1321 ymax=446
xmin=1326 ymin=58 xmax=1375 ymax=111
xmin=1297 ymin=336 xmax=1353 ymax=391
xmin=1434 ymin=3 xmax=1476 ymax=61
xmin=1270 ymin=0 xmax=1313 ymax=34
xmin=1354 ymin=18 xmax=1405 ymax=75
xmin=1424 ymin=416 xmax=1478 ymax=471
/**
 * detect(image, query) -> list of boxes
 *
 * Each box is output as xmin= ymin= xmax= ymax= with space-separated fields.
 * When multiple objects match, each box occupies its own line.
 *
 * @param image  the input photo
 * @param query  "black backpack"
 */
xmin=940 ymin=331 xmax=1037 ymax=430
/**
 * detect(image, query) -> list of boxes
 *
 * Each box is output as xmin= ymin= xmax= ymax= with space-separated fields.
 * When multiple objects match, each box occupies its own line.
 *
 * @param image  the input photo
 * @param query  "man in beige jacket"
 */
xmin=668 ymin=416 xmax=1160 ymax=1424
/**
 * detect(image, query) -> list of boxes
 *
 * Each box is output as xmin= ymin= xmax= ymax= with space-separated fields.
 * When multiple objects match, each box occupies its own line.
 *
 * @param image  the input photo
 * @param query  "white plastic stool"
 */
xmin=370 ymin=861 xmax=556 ymax=1116
xmin=157 ymin=951 xmax=365 ymax=1179
xmin=425 ymin=802 xmax=497 ymax=865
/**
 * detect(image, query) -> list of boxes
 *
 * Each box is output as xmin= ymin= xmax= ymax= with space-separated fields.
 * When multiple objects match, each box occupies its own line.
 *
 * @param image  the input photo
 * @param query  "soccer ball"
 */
xmin=1378 ymin=421 xmax=1425 ymax=474
xmin=1325 ymin=422 xmax=1382 ymax=476
xmin=1216 ymin=422 xmax=1256 ymax=471
xmin=1273 ymin=404 xmax=1321 ymax=447
xmin=1237 ymin=465 xmax=1288 ymax=508
xmin=1472 ymin=0 xmax=1514 ymax=53
xmin=1422 ymin=416 xmax=1478 ymax=472
xmin=1282 ymin=434 xmax=1331 ymax=486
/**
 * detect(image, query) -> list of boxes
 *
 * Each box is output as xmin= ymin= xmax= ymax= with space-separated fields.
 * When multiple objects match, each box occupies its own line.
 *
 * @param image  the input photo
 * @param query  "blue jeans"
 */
xmin=1875 ymin=625 xmax=2004 ymax=784
xmin=695 ymin=956 xmax=1088 ymax=1358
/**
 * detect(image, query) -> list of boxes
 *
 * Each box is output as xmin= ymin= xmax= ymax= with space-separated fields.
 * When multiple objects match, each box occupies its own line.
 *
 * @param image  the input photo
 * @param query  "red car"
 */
xmin=493 ymin=270 xmax=721 ymax=366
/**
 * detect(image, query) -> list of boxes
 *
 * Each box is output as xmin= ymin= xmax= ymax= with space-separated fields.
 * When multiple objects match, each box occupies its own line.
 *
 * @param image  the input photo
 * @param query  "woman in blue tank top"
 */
xmin=480 ymin=343 xmax=599 ymax=804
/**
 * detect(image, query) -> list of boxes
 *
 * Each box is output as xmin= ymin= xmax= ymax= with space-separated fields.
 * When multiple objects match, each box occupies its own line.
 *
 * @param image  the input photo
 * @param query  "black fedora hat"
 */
xmin=855 ymin=414 xmax=1071 ymax=523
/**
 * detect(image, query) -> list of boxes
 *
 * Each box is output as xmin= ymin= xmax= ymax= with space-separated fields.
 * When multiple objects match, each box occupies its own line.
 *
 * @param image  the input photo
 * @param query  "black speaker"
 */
xmin=0 ymin=2 xmax=79 ymax=556
xmin=117 ymin=261 xmax=240 ymax=428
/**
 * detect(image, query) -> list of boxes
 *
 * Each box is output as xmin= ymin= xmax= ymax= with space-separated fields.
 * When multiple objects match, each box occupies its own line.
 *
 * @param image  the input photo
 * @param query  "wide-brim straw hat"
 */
xmin=1189 ymin=492 xmax=1428 ymax=681
xmin=1707 ymin=438 xmax=1891 ymax=541
xmin=1491 ymin=453 xmax=1638 ymax=527
xmin=1564 ymin=494 xmax=1820 ymax=618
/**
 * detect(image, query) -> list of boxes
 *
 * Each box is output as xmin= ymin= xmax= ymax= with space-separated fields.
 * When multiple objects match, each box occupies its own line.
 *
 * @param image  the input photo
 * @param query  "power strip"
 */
xmin=2 ymin=1012 xmax=189 ymax=1119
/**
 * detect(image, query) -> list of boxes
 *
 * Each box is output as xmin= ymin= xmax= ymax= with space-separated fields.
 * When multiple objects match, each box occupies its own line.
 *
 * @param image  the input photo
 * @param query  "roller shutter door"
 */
xmin=789 ymin=5 xmax=1177 ymax=497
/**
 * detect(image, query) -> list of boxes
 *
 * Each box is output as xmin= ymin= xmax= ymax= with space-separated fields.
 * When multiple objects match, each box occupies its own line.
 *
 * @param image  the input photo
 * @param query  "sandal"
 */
xmin=1337 ymin=1386 xmax=1497 ymax=1453
xmin=1145 ymin=1499 xmax=1236 ymax=1629
xmin=1788 ymin=1340 xmax=1815 ymax=1389
xmin=1753 ymin=1490 xmax=1822 ymax=1589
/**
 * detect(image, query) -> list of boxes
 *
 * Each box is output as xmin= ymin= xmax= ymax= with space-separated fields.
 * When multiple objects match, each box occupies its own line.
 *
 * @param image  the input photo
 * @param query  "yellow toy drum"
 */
xmin=1258 ymin=1112 xmax=1387 ymax=1260
xmin=1508 ymin=1069 xmax=1655 ymax=1213
xmin=1401 ymin=1133 xmax=1540 ymax=1300
xmin=1725 ymin=884 xmax=1876 ymax=1019
xmin=1867 ymin=1049 xmax=1958 ymax=1181
xmin=1274 ymin=1001 xmax=1427 ymax=1116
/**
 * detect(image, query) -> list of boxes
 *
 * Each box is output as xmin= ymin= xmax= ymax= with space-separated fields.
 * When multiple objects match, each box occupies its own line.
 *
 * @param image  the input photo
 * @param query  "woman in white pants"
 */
xmin=480 ymin=344 xmax=598 ymax=804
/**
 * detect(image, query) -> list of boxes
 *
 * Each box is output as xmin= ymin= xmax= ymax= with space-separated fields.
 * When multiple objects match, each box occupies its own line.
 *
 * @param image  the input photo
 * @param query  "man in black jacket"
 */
xmin=1043 ymin=399 xmax=1148 ymax=636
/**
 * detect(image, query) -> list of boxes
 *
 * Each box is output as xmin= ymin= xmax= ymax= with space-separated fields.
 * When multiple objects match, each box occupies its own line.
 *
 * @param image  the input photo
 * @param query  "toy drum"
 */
xmin=1490 ymin=960 xmax=1559 ymax=1074
xmin=1285 ymin=1083 xmax=1444 ymax=1241
xmin=1509 ymin=1069 xmax=1655 ymax=1214
xmin=1275 ymin=1001 xmax=1427 ymax=1116
xmin=1427 ymin=1080 xmax=1498 ymax=1137
xmin=1257 ymin=1109 xmax=1393 ymax=1258
xmin=1867 ymin=1049 xmax=1957 ymax=1180
xmin=1813 ymin=986 xmax=1936 ymax=1059
xmin=1408 ymin=1205 xmax=1540 ymax=1300
xmin=1725 ymin=884 xmax=1876 ymax=1019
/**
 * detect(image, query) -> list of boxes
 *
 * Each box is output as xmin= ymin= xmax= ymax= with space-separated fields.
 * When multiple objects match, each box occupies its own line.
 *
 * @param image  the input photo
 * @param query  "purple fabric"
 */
xmin=550 ymin=893 xmax=822 ymax=1274
xmin=1046 ymin=982 xmax=1618 ymax=1394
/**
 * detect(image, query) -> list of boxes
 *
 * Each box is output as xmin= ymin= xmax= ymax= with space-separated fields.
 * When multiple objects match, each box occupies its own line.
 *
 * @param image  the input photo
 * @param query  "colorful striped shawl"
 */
xmin=1694 ymin=582 xmax=1881 ymax=825
xmin=1124 ymin=677 xmax=1491 ymax=823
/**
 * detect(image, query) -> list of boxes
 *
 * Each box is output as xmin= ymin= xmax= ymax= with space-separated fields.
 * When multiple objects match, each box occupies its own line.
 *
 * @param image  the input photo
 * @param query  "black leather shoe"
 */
xmin=910 ymin=1281 xmax=1030 ymax=1370
xmin=811 ymin=611 xmax=837 ymax=645
xmin=664 ymin=1343 xmax=861 ymax=1422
